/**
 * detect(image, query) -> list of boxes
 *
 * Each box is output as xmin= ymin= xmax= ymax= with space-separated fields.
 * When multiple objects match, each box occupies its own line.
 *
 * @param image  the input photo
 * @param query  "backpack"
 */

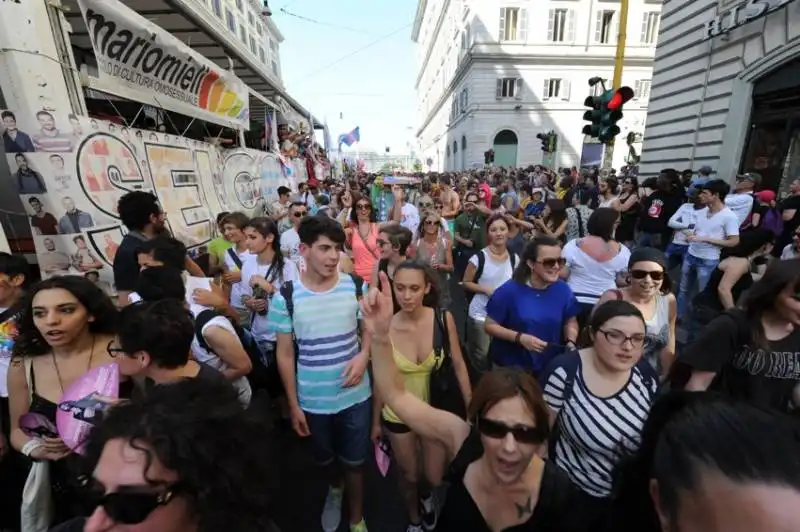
xmin=760 ymin=207 xmax=784 ymax=236
xmin=279 ymin=272 xmax=364 ymax=321
xmin=466 ymin=250 xmax=517 ymax=303
xmin=193 ymin=309 xmax=264 ymax=377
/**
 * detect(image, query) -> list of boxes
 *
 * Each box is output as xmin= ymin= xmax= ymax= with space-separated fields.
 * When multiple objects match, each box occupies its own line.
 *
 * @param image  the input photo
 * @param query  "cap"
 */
xmin=698 ymin=166 xmax=714 ymax=175
xmin=628 ymin=247 xmax=666 ymax=269
xmin=736 ymin=172 xmax=762 ymax=184
xmin=755 ymin=190 xmax=776 ymax=202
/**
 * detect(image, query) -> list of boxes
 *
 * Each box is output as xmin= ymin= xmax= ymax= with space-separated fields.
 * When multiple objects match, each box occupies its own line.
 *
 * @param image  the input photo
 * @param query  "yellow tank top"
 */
xmin=381 ymin=344 xmax=439 ymax=424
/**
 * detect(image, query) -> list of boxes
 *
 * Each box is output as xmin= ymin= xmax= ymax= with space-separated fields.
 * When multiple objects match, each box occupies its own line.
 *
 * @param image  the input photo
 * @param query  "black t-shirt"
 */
xmin=113 ymin=232 xmax=148 ymax=292
xmin=680 ymin=310 xmax=800 ymax=412
xmin=637 ymin=191 xmax=683 ymax=235
xmin=778 ymin=196 xmax=800 ymax=245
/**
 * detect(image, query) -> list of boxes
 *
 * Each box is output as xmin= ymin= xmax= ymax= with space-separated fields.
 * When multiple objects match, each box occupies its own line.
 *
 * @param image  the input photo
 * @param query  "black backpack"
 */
xmin=193 ymin=309 xmax=264 ymax=378
xmin=465 ymin=250 xmax=517 ymax=303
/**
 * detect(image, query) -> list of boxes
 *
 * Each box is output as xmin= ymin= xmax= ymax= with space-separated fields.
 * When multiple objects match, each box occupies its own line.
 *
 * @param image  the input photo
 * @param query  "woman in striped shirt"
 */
xmin=539 ymin=300 xmax=658 ymax=529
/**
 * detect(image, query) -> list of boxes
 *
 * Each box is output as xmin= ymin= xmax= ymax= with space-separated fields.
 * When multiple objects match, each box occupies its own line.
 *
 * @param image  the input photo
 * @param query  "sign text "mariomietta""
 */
xmin=84 ymin=9 xmax=214 ymax=103
xmin=705 ymin=0 xmax=798 ymax=39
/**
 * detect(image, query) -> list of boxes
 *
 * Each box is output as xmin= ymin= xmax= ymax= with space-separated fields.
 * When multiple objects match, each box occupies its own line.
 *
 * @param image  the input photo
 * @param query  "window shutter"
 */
xmin=496 ymin=78 xmax=503 ymax=99
xmin=640 ymin=12 xmax=649 ymax=43
xmin=543 ymin=79 xmax=550 ymax=99
xmin=519 ymin=9 xmax=528 ymax=42
xmin=498 ymin=8 xmax=506 ymax=41
xmin=547 ymin=10 xmax=555 ymax=41
xmin=465 ymin=87 xmax=469 ymax=108
xmin=634 ymin=80 xmax=642 ymax=99
xmin=515 ymin=78 xmax=524 ymax=100
xmin=567 ymin=11 xmax=576 ymax=42
xmin=594 ymin=11 xmax=603 ymax=43
xmin=561 ymin=80 xmax=571 ymax=101
xmin=613 ymin=12 xmax=620 ymax=44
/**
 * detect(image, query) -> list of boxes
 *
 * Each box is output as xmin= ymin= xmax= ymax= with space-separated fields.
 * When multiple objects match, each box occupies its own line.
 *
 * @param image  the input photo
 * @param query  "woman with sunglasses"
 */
xmin=596 ymin=247 xmax=676 ymax=377
xmin=415 ymin=211 xmax=454 ymax=308
xmin=372 ymin=224 xmax=414 ymax=315
xmin=484 ymin=236 xmax=580 ymax=377
xmin=370 ymin=262 xmax=470 ymax=532
xmin=540 ymin=300 xmax=658 ymax=528
xmin=671 ymin=258 xmax=800 ymax=413
xmin=345 ymin=197 xmax=380 ymax=281
xmin=51 ymin=378 xmax=278 ymax=532
xmin=362 ymin=275 xmax=583 ymax=532
xmin=8 ymin=276 xmax=125 ymax=526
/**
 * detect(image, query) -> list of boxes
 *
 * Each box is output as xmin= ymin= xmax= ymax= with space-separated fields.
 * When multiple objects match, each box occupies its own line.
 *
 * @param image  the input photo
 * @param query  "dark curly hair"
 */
xmin=83 ymin=378 xmax=276 ymax=531
xmin=12 ymin=276 xmax=118 ymax=357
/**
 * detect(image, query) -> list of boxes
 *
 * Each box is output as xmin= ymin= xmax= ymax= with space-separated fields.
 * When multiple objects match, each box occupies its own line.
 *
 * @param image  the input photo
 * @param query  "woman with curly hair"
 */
xmin=51 ymin=378 xmax=279 ymax=532
xmin=7 ymin=276 xmax=122 ymax=525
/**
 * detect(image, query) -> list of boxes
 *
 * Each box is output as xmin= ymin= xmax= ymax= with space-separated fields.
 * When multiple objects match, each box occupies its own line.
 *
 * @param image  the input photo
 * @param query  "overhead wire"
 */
xmin=278 ymin=7 xmax=373 ymax=34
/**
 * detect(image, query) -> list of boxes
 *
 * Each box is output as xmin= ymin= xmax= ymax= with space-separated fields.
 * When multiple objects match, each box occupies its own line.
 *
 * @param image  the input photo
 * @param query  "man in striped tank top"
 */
xmin=32 ymin=110 xmax=74 ymax=152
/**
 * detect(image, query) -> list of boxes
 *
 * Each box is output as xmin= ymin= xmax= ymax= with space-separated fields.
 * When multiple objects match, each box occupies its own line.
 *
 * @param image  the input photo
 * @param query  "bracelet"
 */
xmin=21 ymin=438 xmax=44 ymax=458
xmin=515 ymin=332 xmax=523 ymax=345
xmin=565 ymin=339 xmax=577 ymax=347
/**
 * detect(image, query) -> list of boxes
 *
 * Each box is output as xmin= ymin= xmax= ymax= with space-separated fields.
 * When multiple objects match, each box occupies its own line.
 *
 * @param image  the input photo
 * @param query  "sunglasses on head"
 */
xmin=477 ymin=417 xmax=547 ymax=445
xmin=85 ymin=482 xmax=182 ymax=525
xmin=536 ymin=257 xmax=566 ymax=269
xmin=631 ymin=269 xmax=665 ymax=281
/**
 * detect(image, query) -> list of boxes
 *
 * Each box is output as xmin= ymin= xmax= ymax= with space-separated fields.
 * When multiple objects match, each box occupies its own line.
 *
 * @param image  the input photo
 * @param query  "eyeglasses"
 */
xmin=419 ymin=201 xmax=433 ymax=209
xmin=477 ymin=417 xmax=548 ymax=445
xmin=434 ymin=204 xmax=444 ymax=210
xmin=424 ymin=220 xmax=438 ymax=226
xmin=356 ymin=203 xmax=371 ymax=211
xmin=106 ymin=340 xmax=126 ymax=358
xmin=293 ymin=211 xmax=307 ymax=218
xmin=84 ymin=481 xmax=183 ymax=525
xmin=596 ymin=328 xmax=648 ymax=348
xmin=631 ymin=269 xmax=665 ymax=281
xmin=536 ymin=257 xmax=566 ymax=269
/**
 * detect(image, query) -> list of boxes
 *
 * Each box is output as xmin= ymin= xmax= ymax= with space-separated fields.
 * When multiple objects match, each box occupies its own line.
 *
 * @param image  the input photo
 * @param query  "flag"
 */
xmin=337 ymin=126 xmax=360 ymax=150
xmin=265 ymin=108 xmax=279 ymax=152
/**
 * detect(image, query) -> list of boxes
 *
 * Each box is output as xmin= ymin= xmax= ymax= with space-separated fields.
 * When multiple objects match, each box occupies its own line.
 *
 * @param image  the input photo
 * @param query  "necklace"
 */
xmin=51 ymin=335 xmax=96 ymax=394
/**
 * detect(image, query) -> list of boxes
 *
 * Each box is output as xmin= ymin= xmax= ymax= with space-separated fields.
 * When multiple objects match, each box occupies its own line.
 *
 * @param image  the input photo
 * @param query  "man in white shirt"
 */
xmin=280 ymin=201 xmax=308 ymax=273
xmin=724 ymin=172 xmax=759 ymax=227
xmin=678 ymin=179 xmax=740 ymax=317
xmin=389 ymin=184 xmax=419 ymax=234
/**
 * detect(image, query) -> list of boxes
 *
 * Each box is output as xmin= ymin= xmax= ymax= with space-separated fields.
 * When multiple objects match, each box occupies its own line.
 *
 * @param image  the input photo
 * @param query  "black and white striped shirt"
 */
xmin=542 ymin=357 xmax=657 ymax=498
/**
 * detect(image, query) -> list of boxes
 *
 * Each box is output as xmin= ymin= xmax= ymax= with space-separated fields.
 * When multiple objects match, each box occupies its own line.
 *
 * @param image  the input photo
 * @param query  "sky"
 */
xmin=274 ymin=0 xmax=418 ymax=156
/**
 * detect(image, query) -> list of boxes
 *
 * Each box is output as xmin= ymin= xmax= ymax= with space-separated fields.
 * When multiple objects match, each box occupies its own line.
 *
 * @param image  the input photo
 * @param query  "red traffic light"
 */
xmin=607 ymin=87 xmax=634 ymax=111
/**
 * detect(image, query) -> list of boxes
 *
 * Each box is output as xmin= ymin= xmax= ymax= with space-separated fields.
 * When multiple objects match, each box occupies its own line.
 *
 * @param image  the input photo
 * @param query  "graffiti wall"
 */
xmin=1 ymin=108 xmax=296 ymax=290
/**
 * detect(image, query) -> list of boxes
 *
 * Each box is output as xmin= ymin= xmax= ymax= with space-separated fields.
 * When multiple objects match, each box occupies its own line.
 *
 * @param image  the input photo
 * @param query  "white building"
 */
xmin=412 ymin=0 xmax=662 ymax=172
xmin=638 ymin=0 xmax=800 ymax=194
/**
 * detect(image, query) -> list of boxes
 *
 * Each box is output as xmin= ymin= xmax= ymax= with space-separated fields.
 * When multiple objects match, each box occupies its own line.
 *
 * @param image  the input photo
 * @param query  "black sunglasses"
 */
xmin=631 ymin=269 xmax=665 ymax=281
xmin=477 ymin=417 xmax=547 ymax=445
xmin=536 ymin=257 xmax=566 ymax=269
xmin=356 ymin=203 xmax=371 ymax=210
xmin=85 ymin=482 xmax=183 ymax=525
xmin=293 ymin=211 xmax=307 ymax=218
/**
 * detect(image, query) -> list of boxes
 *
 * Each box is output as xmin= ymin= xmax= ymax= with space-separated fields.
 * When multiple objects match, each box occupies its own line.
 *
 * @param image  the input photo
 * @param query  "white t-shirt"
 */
xmin=467 ymin=250 xmax=518 ymax=321
xmin=240 ymin=257 xmax=299 ymax=341
xmin=399 ymin=203 xmax=420 ymax=234
xmin=688 ymin=206 xmax=740 ymax=261
xmin=223 ymin=247 xmax=253 ymax=310
xmin=189 ymin=308 xmax=252 ymax=406
xmin=725 ymin=192 xmax=754 ymax=227
xmin=668 ymin=203 xmax=700 ymax=246
xmin=562 ymin=240 xmax=630 ymax=304
xmin=280 ymin=227 xmax=306 ymax=272
xmin=782 ymin=243 xmax=798 ymax=260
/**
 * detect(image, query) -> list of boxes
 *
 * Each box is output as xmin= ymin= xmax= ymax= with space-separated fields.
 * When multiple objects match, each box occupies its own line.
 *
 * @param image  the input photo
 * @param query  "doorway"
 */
xmin=493 ymin=129 xmax=518 ymax=167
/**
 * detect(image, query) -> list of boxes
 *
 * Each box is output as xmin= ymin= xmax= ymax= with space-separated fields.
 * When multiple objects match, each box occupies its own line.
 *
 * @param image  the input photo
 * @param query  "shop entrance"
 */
xmin=741 ymin=58 xmax=800 ymax=194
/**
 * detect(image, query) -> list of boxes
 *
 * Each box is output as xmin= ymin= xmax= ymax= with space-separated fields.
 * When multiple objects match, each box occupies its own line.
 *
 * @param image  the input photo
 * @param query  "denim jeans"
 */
xmin=678 ymin=253 xmax=718 ymax=317
xmin=467 ymin=318 xmax=492 ymax=375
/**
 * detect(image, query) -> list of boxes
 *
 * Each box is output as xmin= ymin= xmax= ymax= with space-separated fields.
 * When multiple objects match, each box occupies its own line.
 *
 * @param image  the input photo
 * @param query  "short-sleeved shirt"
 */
xmin=240 ymin=257 xmax=299 ymax=341
xmin=562 ymin=240 xmax=630 ymax=305
xmin=280 ymin=228 xmax=305 ymax=272
xmin=688 ymin=206 xmax=740 ymax=261
xmin=207 ymin=236 xmax=232 ymax=263
xmin=31 ymin=213 xmax=58 ymax=235
xmin=223 ymin=247 xmax=253 ymax=310
xmin=267 ymin=273 xmax=371 ymax=414
xmin=679 ymin=310 xmax=800 ymax=413
xmin=113 ymin=231 xmax=149 ymax=292
xmin=486 ymin=279 xmax=580 ymax=373
xmin=466 ymin=250 xmax=517 ymax=322
xmin=454 ymin=212 xmax=486 ymax=250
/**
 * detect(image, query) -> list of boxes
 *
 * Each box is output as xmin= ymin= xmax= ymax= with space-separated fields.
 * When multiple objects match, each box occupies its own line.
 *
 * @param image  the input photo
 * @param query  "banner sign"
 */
xmin=77 ymin=0 xmax=250 ymax=130
xmin=1 ymin=108 xmax=295 ymax=291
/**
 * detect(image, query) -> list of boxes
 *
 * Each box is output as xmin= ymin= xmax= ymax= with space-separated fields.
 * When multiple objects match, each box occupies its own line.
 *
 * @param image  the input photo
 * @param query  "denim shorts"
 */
xmin=305 ymin=398 xmax=372 ymax=467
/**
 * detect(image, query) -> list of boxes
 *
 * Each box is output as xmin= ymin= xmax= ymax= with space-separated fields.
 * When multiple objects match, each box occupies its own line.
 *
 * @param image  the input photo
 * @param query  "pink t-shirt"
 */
xmin=350 ymin=223 xmax=379 ymax=280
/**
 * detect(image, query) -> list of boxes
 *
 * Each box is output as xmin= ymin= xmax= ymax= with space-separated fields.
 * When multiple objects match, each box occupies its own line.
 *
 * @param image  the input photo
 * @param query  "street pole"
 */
xmin=603 ymin=0 xmax=629 ymax=170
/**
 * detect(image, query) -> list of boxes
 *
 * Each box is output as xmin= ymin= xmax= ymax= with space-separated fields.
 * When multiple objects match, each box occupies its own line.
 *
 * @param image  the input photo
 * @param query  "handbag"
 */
xmin=429 ymin=310 xmax=467 ymax=419
xmin=21 ymin=358 xmax=53 ymax=532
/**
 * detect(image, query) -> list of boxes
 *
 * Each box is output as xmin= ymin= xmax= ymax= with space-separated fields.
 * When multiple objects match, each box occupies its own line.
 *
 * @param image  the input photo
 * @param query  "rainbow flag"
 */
xmin=337 ymin=127 xmax=360 ymax=150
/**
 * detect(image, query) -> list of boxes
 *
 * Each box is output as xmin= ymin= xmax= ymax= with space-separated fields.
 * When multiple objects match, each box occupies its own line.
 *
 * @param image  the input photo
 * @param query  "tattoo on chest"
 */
xmin=515 ymin=495 xmax=534 ymax=519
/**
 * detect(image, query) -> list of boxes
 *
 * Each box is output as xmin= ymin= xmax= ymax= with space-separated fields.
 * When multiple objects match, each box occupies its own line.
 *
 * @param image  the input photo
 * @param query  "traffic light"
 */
xmin=548 ymin=133 xmax=558 ymax=153
xmin=484 ymin=149 xmax=495 ymax=164
xmin=583 ymin=87 xmax=634 ymax=143
xmin=537 ymin=133 xmax=550 ymax=152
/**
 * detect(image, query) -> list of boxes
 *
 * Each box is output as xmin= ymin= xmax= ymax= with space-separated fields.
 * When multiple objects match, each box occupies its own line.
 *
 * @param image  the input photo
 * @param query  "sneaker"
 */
xmin=420 ymin=493 xmax=438 ymax=531
xmin=406 ymin=523 xmax=424 ymax=532
xmin=350 ymin=519 xmax=368 ymax=532
xmin=321 ymin=487 xmax=343 ymax=532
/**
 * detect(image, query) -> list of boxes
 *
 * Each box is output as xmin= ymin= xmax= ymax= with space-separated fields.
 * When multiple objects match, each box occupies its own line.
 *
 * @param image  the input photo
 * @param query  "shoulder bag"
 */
xmin=21 ymin=358 xmax=53 ymax=532
xmin=429 ymin=310 xmax=467 ymax=419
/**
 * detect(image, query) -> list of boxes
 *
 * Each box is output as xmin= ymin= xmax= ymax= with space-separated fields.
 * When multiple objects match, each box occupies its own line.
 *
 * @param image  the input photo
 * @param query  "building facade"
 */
xmin=412 ymin=0 xmax=661 ymax=172
xmin=638 ymin=0 xmax=800 ymax=193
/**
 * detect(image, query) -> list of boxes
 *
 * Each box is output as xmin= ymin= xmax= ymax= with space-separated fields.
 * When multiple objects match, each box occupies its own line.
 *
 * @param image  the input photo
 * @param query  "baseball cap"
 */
xmin=698 ymin=166 xmax=714 ymax=175
xmin=736 ymin=172 xmax=761 ymax=184
xmin=755 ymin=190 xmax=776 ymax=202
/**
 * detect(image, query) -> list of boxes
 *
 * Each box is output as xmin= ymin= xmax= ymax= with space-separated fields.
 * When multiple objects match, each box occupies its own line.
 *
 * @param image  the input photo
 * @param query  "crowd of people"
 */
xmin=0 ymin=163 xmax=798 ymax=532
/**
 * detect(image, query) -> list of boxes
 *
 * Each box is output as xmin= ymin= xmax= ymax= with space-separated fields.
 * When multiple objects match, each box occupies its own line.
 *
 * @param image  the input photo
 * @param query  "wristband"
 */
xmin=21 ymin=438 xmax=44 ymax=458
xmin=565 ymin=339 xmax=577 ymax=347
xmin=515 ymin=332 xmax=523 ymax=345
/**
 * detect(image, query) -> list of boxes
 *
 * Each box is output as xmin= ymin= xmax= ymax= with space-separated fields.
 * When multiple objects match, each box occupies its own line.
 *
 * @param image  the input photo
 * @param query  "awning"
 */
xmin=62 ymin=0 xmax=320 ymax=128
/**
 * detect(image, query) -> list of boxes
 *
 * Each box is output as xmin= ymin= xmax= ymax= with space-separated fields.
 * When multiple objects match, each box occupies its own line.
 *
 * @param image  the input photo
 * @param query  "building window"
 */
xmin=590 ymin=79 xmax=609 ymax=96
xmin=594 ymin=10 xmax=617 ymax=44
xmin=211 ymin=0 xmax=222 ymax=17
xmin=460 ymin=87 xmax=469 ymax=112
xmin=548 ymin=9 xmax=574 ymax=42
xmin=235 ymin=0 xmax=243 ymax=11
xmin=640 ymin=12 xmax=660 ymax=44
xmin=259 ymin=47 xmax=266 ymax=63
xmin=496 ymin=77 xmax=522 ymax=99
xmin=634 ymin=79 xmax=652 ymax=100
xmin=543 ymin=78 xmax=570 ymax=100
xmin=248 ymin=11 xmax=255 ymax=26
xmin=249 ymin=36 xmax=257 ymax=54
xmin=256 ymin=23 xmax=263 ymax=36
xmin=225 ymin=9 xmax=236 ymax=32
xmin=498 ymin=7 xmax=527 ymax=41
xmin=240 ymin=25 xmax=247 ymax=44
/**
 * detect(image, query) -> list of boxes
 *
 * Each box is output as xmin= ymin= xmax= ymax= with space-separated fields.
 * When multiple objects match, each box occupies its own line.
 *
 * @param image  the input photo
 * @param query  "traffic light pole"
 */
xmin=602 ymin=0 xmax=630 ymax=170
